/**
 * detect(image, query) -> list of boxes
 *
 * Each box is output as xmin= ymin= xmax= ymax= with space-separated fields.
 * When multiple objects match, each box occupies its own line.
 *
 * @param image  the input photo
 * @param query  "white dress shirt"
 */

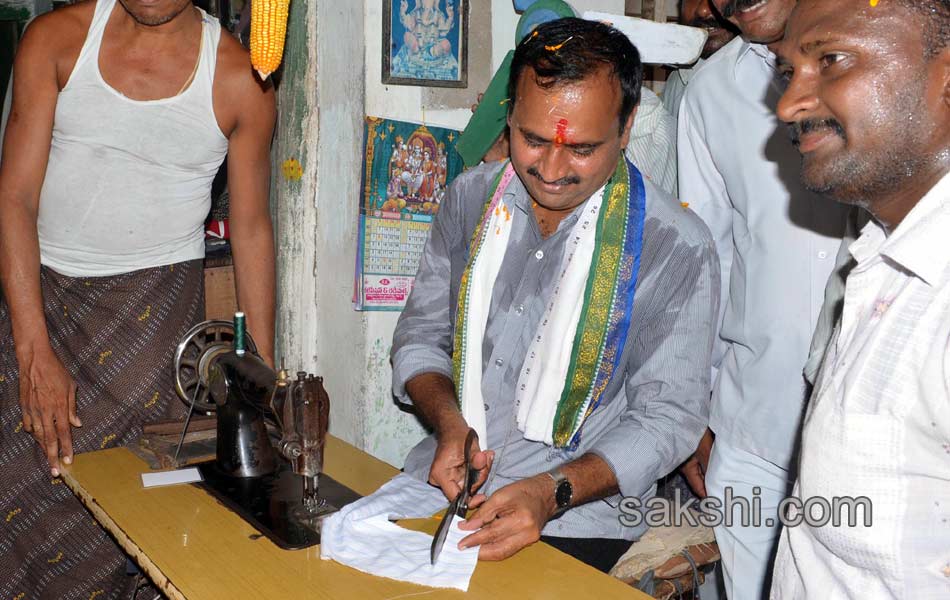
xmin=678 ymin=37 xmax=849 ymax=468
xmin=662 ymin=58 xmax=705 ymax=125
xmin=772 ymin=172 xmax=950 ymax=599
xmin=627 ymin=87 xmax=678 ymax=197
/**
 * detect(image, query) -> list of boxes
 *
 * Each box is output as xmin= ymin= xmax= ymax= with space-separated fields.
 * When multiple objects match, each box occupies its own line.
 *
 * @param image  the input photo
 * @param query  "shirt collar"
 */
xmin=735 ymin=39 xmax=775 ymax=77
xmin=677 ymin=57 xmax=704 ymax=85
xmin=878 ymin=170 xmax=950 ymax=287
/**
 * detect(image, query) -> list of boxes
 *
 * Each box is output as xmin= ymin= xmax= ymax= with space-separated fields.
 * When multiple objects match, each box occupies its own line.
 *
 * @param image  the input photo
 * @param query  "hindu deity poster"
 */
xmin=355 ymin=116 xmax=464 ymax=310
xmin=382 ymin=0 xmax=469 ymax=87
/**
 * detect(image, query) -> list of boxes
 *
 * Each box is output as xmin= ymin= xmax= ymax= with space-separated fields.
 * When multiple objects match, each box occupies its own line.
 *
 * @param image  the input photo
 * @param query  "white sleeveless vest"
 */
xmin=37 ymin=0 xmax=229 ymax=277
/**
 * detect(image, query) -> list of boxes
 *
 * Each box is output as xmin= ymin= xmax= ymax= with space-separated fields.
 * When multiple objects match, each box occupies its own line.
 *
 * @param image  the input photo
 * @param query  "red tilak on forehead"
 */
xmin=554 ymin=118 xmax=569 ymax=145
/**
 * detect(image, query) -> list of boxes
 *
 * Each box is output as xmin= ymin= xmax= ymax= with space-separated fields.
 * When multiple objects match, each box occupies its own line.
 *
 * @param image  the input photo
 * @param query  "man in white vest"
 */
xmin=0 ymin=0 xmax=276 ymax=595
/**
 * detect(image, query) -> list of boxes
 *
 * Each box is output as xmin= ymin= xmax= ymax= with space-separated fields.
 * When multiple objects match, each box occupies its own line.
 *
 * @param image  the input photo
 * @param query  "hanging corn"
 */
xmin=249 ymin=0 xmax=291 ymax=80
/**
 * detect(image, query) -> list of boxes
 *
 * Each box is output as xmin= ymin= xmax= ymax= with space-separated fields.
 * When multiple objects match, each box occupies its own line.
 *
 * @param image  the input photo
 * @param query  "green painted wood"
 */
xmin=270 ymin=0 xmax=317 ymax=369
xmin=0 ymin=0 xmax=51 ymax=22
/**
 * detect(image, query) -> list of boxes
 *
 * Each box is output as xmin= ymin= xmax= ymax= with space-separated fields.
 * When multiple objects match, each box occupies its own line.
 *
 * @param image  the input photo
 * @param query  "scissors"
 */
xmin=430 ymin=428 xmax=480 ymax=565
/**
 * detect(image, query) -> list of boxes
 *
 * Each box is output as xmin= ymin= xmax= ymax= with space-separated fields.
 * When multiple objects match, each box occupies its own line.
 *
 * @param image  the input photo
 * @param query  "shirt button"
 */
xmin=515 ymin=304 xmax=524 ymax=315
xmin=484 ymin=403 xmax=490 ymax=412
xmin=494 ymin=358 xmax=504 ymax=367
xmin=818 ymin=251 xmax=828 ymax=259
xmin=535 ymin=250 xmax=544 ymax=260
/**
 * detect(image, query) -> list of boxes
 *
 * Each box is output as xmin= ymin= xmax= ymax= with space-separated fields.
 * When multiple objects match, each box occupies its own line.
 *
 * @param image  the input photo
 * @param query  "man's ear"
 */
xmin=619 ymin=106 xmax=638 ymax=148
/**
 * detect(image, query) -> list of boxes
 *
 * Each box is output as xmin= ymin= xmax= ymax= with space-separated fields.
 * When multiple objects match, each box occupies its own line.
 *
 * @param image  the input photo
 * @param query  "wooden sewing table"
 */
xmin=60 ymin=436 xmax=648 ymax=599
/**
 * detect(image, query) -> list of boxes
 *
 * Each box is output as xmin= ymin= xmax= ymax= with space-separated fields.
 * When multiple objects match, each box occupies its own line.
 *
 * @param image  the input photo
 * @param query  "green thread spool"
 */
xmin=234 ymin=311 xmax=246 ymax=356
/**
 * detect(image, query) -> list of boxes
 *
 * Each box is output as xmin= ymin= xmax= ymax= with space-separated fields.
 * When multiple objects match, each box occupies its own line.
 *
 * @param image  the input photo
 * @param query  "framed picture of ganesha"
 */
xmin=383 ymin=0 xmax=469 ymax=87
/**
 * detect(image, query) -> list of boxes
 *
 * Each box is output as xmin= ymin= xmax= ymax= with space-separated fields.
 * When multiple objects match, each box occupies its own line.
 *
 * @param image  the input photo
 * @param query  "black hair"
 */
xmin=896 ymin=0 xmax=950 ymax=58
xmin=508 ymin=17 xmax=643 ymax=135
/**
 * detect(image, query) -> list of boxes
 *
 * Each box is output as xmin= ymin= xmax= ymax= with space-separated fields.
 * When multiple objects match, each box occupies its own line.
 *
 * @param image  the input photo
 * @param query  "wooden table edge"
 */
xmin=61 ymin=459 xmax=187 ymax=600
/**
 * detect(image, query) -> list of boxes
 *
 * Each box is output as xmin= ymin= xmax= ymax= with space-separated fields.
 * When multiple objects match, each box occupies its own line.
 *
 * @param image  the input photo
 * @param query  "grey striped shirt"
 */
xmin=392 ymin=161 xmax=719 ymax=540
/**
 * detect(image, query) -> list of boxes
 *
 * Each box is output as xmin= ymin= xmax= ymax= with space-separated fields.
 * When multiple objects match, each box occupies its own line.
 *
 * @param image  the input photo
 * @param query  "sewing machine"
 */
xmin=170 ymin=318 xmax=360 ymax=549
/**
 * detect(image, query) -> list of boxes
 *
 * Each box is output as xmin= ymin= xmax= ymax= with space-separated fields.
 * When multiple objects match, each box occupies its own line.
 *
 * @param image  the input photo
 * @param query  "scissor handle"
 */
xmin=457 ymin=428 xmax=479 ymax=515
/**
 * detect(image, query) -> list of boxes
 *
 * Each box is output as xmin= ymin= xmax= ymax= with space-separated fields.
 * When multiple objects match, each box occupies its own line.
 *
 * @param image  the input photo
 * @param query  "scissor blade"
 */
xmin=430 ymin=503 xmax=456 ymax=565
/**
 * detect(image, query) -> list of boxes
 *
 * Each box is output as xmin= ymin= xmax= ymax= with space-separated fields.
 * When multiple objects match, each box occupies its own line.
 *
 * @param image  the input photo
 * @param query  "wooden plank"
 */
xmin=203 ymin=265 xmax=238 ymax=320
xmin=60 ymin=439 xmax=650 ymax=599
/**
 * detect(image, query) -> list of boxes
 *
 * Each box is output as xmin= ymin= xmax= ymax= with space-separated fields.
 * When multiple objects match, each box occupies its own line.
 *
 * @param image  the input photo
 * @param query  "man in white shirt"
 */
xmin=662 ymin=0 xmax=737 ymax=123
xmin=677 ymin=0 xmax=849 ymax=597
xmin=771 ymin=0 xmax=950 ymax=596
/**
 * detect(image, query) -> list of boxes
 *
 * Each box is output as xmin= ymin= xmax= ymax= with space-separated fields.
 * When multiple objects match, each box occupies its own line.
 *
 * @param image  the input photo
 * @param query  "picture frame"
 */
xmin=382 ymin=0 xmax=469 ymax=88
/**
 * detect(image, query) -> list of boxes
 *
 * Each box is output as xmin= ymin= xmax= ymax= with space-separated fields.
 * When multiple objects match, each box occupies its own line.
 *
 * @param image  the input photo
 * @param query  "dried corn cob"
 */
xmin=249 ymin=0 xmax=291 ymax=80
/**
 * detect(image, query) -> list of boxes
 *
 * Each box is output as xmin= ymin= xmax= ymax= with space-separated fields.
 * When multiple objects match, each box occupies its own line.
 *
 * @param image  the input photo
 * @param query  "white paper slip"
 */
xmin=141 ymin=467 xmax=203 ymax=488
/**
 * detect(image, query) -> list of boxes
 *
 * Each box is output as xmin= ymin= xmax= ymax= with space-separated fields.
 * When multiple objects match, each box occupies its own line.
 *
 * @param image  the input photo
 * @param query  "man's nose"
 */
xmin=697 ymin=0 xmax=714 ymax=20
xmin=777 ymin=70 xmax=821 ymax=125
xmin=536 ymin=145 xmax=571 ymax=183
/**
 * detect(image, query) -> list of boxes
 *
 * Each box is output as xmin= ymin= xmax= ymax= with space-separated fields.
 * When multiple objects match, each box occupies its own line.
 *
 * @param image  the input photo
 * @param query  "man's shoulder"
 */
xmin=215 ymin=25 xmax=252 ymax=70
xmin=214 ymin=28 xmax=257 ymax=86
xmin=213 ymin=28 xmax=275 ymax=135
xmin=682 ymin=37 xmax=745 ymax=99
xmin=446 ymin=160 xmax=507 ymax=209
xmin=21 ymin=0 xmax=94 ymax=58
xmin=452 ymin=160 xmax=506 ymax=190
xmin=641 ymin=176 xmax=713 ymax=250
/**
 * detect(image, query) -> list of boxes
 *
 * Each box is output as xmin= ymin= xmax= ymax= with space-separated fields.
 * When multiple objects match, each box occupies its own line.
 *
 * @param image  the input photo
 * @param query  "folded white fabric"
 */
xmin=320 ymin=473 xmax=480 ymax=591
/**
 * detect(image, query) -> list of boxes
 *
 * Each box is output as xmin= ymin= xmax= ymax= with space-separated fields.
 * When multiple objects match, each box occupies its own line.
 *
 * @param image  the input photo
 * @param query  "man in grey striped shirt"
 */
xmin=392 ymin=17 xmax=719 ymax=572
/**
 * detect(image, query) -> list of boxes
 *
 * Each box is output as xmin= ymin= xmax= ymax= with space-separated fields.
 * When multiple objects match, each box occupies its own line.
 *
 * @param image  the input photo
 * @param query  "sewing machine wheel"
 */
xmin=174 ymin=320 xmax=258 ymax=414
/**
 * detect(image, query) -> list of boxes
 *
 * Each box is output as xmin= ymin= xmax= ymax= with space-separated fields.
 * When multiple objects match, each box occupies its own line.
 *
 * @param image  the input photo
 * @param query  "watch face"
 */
xmin=555 ymin=480 xmax=572 ymax=508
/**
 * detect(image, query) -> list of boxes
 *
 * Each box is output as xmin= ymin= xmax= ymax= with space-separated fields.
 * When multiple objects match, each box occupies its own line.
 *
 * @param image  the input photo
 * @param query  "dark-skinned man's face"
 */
xmin=507 ymin=66 xmax=634 ymax=213
xmin=681 ymin=0 xmax=737 ymax=58
xmin=711 ymin=0 xmax=796 ymax=43
xmin=776 ymin=0 xmax=950 ymax=207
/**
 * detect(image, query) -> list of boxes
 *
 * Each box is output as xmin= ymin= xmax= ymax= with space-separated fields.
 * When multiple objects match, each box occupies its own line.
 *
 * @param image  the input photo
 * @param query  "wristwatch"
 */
xmin=547 ymin=468 xmax=573 ymax=516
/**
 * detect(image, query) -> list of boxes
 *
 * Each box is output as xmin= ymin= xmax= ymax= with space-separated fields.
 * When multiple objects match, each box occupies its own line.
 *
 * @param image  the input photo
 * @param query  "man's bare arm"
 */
xmin=406 ymin=372 xmax=494 ymax=501
xmin=220 ymin=44 xmax=277 ymax=366
xmin=0 ymin=15 xmax=81 ymax=475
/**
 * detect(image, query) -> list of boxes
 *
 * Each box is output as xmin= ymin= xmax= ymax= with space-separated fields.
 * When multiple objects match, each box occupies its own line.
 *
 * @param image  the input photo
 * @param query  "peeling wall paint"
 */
xmin=274 ymin=0 xmax=368 ymax=453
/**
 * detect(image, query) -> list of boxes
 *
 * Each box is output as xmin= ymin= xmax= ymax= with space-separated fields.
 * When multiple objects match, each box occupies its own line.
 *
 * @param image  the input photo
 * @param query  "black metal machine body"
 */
xmin=173 ymin=320 xmax=358 ymax=549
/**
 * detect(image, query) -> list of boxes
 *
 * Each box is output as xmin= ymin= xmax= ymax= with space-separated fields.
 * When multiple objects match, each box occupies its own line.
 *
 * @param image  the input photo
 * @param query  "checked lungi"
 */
xmin=0 ymin=260 xmax=204 ymax=599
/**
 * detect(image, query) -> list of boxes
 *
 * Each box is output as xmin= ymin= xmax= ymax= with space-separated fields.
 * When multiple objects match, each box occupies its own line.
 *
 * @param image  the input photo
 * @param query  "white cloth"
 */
xmin=772 ymin=172 xmax=950 ymax=599
xmin=37 ymin=0 xmax=228 ymax=277
xmin=677 ymin=37 xmax=849 ymax=469
xmin=515 ymin=185 xmax=604 ymax=444
xmin=626 ymin=87 xmax=678 ymax=196
xmin=458 ymin=169 xmax=516 ymax=446
xmin=321 ymin=474 xmax=480 ymax=591
xmin=705 ymin=438 xmax=791 ymax=600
